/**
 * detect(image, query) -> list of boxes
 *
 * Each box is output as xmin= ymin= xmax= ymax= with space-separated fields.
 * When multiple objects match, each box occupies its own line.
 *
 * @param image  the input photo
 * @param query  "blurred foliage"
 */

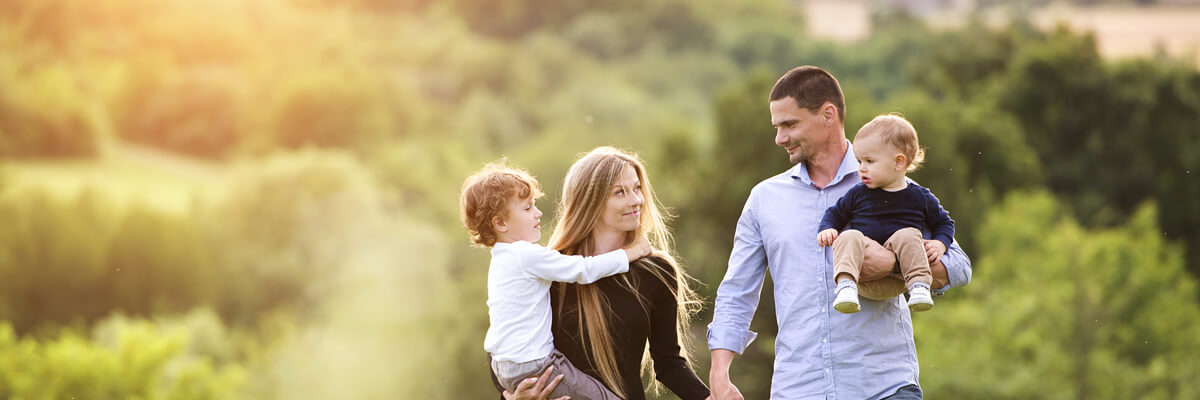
xmin=0 ymin=310 xmax=246 ymax=399
xmin=918 ymin=191 xmax=1200 ymax=399
xmin=1 ymin=0 xmax=1200 ymax=398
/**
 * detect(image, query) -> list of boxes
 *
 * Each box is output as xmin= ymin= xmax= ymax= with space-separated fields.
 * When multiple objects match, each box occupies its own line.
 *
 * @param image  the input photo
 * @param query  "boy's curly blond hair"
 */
xmin=459 ymin=160 xmax=544 ymax=247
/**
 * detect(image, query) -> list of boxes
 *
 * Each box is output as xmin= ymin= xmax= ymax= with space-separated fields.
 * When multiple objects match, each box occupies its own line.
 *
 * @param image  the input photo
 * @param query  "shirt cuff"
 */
xmin=933 ymin=259 xmax=971 ymax=296
xmin=706 ymin=324 xmax=758 ymax=354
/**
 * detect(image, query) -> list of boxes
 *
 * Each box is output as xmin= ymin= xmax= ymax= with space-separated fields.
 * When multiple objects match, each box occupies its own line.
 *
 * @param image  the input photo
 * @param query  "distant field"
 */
xmin=2 ymin=143 xmax=223 ymax=215
xmin=804 ymin=0 xmax=1200 ymax=65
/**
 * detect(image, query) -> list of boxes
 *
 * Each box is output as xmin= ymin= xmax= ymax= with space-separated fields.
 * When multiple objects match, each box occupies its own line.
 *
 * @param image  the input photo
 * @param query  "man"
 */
xmin=707 ymin=66 xmax=972 ymax=400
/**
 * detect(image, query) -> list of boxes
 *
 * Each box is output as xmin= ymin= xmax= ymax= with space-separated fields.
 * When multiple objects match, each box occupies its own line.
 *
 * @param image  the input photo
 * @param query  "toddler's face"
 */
xmin=853 ymin=136 xmax=907 ymax=190
xmin=501 ymin=195 xmax=542 ymax=243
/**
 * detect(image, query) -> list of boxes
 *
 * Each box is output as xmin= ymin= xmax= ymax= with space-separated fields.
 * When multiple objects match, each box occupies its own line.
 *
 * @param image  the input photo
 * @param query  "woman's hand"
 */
xmin=502 ymin=365 xmax=567 ymax=400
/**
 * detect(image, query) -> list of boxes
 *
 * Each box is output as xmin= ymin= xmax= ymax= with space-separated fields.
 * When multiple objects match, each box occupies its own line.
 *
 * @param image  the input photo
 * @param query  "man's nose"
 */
xmin=775 ymin=129 xmax=787 ymax=146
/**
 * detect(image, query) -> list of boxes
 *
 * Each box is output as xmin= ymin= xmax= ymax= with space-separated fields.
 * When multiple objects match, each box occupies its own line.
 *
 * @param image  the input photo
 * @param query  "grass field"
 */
xmin=3 ymin=142 xmax=224 ymax=214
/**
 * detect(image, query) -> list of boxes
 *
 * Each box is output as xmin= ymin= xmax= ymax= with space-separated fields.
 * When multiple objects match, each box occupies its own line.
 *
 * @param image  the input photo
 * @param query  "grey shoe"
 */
xmin=907 ymin=286 xmax=934 ymax=312
xmin=833 ymin=285 xmax=861 ymax=314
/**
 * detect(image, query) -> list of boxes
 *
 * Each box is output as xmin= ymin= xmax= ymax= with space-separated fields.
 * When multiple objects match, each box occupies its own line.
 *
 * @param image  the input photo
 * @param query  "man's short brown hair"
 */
xmin=459 ymin=160 xmax=544 ymax=247
xmin=769 ymin=66 xmax=845 ymax=122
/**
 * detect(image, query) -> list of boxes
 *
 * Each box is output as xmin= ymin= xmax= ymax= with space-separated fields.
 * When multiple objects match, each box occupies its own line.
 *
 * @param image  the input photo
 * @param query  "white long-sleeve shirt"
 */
xmin=485 ymin=240 xmax=630 ymax=362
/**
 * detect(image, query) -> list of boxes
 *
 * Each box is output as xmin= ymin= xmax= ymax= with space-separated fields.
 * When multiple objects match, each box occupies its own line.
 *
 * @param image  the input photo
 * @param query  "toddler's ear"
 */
xmin=894 ymin=154 xmax=908 ymax=171
xmin=492 ymin=216 xmax=508 ymax=233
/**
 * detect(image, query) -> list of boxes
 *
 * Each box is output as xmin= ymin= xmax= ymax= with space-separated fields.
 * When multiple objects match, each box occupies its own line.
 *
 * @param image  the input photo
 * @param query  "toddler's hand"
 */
xmin=625 ymin=236 xmax=653 ymax=261
xmin=924 ymin=240 xmax=947 ymax=264
xmin=817 ymin=229 xmax=839 ymax=247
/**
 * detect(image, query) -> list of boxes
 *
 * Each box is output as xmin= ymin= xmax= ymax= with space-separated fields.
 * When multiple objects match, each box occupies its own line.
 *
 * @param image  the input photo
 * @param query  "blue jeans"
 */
xmin=882 ymin=384 xmax=923 ymax=399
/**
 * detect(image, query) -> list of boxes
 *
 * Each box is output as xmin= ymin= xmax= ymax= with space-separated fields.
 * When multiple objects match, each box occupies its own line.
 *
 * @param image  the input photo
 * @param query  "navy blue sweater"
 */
xmin=819 ymin=182 xmax=955 ymax=250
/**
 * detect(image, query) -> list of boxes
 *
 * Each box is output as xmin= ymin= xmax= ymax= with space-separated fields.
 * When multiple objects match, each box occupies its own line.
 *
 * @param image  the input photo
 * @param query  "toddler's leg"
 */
xmin=831 ymin=230 xmax=869 ymax=313
xmin=832 ymin=229 xmax=868 ymax=284
xmin=856 ymin=276 xmax=906 ymax=300
xmin=546 ymin=350 xmax=620 ymax=400
xmin=884 ymin=227 xmax=934 ymax=311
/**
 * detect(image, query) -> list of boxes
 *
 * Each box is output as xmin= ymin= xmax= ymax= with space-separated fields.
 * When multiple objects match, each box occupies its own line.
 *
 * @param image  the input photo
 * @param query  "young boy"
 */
xmin=460 ymin=160 xmax=648 ymax=400
xmin=816 ymin=114 xmax=955 ymax=314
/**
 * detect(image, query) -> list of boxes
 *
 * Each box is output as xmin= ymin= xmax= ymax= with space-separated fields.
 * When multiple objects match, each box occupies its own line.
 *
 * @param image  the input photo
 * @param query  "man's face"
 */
xmin=770 ymin=97 xmax=827 ymax=164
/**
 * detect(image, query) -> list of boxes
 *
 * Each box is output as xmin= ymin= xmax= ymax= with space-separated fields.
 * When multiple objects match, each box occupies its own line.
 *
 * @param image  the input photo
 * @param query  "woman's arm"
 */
xmin=647 ymin=264 xmax=710 ymax=400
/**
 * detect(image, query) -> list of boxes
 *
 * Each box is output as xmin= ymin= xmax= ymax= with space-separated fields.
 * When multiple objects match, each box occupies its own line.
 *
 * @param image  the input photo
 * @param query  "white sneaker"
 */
xmin=833 ymin=285 xmax=860 ymax=314
xmin=907 ymin=286 xmax=934 ymax=312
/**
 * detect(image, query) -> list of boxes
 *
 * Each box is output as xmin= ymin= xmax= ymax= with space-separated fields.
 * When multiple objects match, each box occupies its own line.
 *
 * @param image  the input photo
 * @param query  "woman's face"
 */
xmin=595 ymin=165 xmax=644 ymax=237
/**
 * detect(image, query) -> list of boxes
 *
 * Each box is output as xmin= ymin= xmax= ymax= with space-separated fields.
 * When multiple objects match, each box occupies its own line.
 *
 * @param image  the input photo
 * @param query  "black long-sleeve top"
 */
xmin=490 ymin=255 xmax=709 ymax=400
xmin=819 ymin=182 xmax=955 ymax=250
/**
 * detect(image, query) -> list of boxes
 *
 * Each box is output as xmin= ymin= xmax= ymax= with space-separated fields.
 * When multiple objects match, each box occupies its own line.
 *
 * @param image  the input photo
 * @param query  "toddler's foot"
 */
xmin=833 ymin=284 xmax=860 ymax=314
xmin=907 ymin=286 xmax=934 ymax=312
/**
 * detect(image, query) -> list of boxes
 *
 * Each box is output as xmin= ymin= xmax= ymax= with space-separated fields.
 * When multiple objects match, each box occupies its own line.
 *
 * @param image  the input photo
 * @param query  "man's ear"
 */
xmin=822 ymin=103 xmax=838 ymax=126
xmin=492 ymin=215 xmax=508 ymax=233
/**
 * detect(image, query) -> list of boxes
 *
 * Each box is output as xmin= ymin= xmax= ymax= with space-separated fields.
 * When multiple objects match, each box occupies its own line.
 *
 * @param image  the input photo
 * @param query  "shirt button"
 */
xmin=823 ymin=338 xmax=828 ymax=343
xmin=826 ymin=368 xmax=832 ymax=374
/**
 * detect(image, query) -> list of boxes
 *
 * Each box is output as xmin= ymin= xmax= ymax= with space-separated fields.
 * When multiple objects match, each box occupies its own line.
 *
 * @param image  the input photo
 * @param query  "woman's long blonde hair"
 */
xmin=547 ymin=147 xmax=704 ymax=398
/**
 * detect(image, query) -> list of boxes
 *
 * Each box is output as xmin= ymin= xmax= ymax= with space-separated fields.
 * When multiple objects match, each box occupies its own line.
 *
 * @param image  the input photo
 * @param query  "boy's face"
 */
xmin=853 ymin=135 xmax=907 ymax=191
xmin=496 ymin=194 xmax=542 ymax=243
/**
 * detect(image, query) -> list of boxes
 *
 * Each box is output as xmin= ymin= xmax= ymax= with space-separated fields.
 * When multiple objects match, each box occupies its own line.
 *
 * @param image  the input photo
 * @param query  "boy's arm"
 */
xmin=818 ymin=185 xmax=858 ymax=233
xmin=515 ymin=242 xmax=629 ymax=284
xmin=922 ymin=187 xmax=955 ymax=249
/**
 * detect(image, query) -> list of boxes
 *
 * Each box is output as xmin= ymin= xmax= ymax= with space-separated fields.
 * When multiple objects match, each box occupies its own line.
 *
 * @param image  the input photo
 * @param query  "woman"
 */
xmin=493 ymin=147 xmax=709 ymax=400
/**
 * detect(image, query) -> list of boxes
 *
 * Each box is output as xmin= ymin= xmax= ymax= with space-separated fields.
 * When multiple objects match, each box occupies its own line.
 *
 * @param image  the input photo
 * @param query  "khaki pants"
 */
xmin=832 ymin=227 xmax=932 ymax=300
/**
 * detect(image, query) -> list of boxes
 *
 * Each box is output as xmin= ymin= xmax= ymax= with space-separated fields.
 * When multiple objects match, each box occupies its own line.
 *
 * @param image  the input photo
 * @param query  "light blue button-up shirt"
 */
xmin=707 ymin=143 xmax=972 ymax=400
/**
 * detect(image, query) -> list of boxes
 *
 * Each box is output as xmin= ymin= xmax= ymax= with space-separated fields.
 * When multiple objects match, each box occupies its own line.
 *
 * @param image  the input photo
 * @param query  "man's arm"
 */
xmin=707 ymin=195 xmax=767 ymax=400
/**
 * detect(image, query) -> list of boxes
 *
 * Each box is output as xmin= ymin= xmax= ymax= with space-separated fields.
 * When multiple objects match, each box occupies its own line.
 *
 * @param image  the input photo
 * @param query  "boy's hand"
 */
xmin=624 ymin=236 xmax=653 ymax=262
xmin=817 ymin=229 xmax=839 ymax=247
xmin=924 ymin=240 xmax=947 ymax=264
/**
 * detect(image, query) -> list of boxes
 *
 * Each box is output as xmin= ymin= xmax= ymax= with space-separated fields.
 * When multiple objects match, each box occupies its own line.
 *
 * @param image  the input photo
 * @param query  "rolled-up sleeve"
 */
xmin=707 ymin=192 xmax=768 ymax=354
xmin=933 ymin=239 xmax=972 ymax=296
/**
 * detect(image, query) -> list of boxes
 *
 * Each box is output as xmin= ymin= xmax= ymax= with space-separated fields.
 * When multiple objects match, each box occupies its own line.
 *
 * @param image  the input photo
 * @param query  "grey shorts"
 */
xmin=491 ymin=349 xmax=620 ymax=400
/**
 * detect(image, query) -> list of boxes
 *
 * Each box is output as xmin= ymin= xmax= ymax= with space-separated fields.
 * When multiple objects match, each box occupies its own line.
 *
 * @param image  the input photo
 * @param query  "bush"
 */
xmin=0 ymin=64 xmax=99 ymax=158
xmin=0 ymin=311 xmax=246 ymax=399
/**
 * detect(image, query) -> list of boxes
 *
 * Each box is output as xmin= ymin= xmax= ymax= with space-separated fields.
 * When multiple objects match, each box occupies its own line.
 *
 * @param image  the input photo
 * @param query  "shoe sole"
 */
xmin=908 ymin=302 xmax=933 ymax=312
xmin=834 ymin=302 xmax=860 ymax=314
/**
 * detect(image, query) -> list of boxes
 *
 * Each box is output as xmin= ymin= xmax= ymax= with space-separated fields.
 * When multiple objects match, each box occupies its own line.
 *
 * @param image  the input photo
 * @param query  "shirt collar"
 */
xmin=789 ymin=140 xmax=859 ymax=187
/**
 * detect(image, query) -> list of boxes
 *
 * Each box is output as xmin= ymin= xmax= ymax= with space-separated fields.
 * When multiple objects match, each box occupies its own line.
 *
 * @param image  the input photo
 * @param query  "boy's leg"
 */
xmin=493 ymin=351 xmax=619 ymax=400
xmin=831 ymin=230 xmax=869 ymax=313
xmin=831 ymin=229 xmax=868 ymax=283
xmin=545 ymin=350 xmax=620 ymax=400
xmin=885 ymin=227 xmax=934 ymax=311
xmin=884 ymin=227 xmax=932 ymax=289
xmin=856 ymin=276 xmax=907 ymax=300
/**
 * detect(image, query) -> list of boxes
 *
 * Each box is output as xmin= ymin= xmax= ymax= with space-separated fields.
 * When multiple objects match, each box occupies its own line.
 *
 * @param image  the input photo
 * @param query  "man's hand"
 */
xmin=624 ymin=236 xmax=653 ymax=262
xmin=816 ymin=229 xmax=839 ymax=247
xmin=709 ymin=349 xmax=745 ymax=400
xmin=924 ymin=240 xmax=946 ymax=264
xmin=502 ymin=365 xmax=567 ymax=400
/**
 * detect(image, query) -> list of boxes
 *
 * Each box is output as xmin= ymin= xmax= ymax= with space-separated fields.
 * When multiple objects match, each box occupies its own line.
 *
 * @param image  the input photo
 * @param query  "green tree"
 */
xmin=917 ymin=191 xmax=1200 ymax=399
